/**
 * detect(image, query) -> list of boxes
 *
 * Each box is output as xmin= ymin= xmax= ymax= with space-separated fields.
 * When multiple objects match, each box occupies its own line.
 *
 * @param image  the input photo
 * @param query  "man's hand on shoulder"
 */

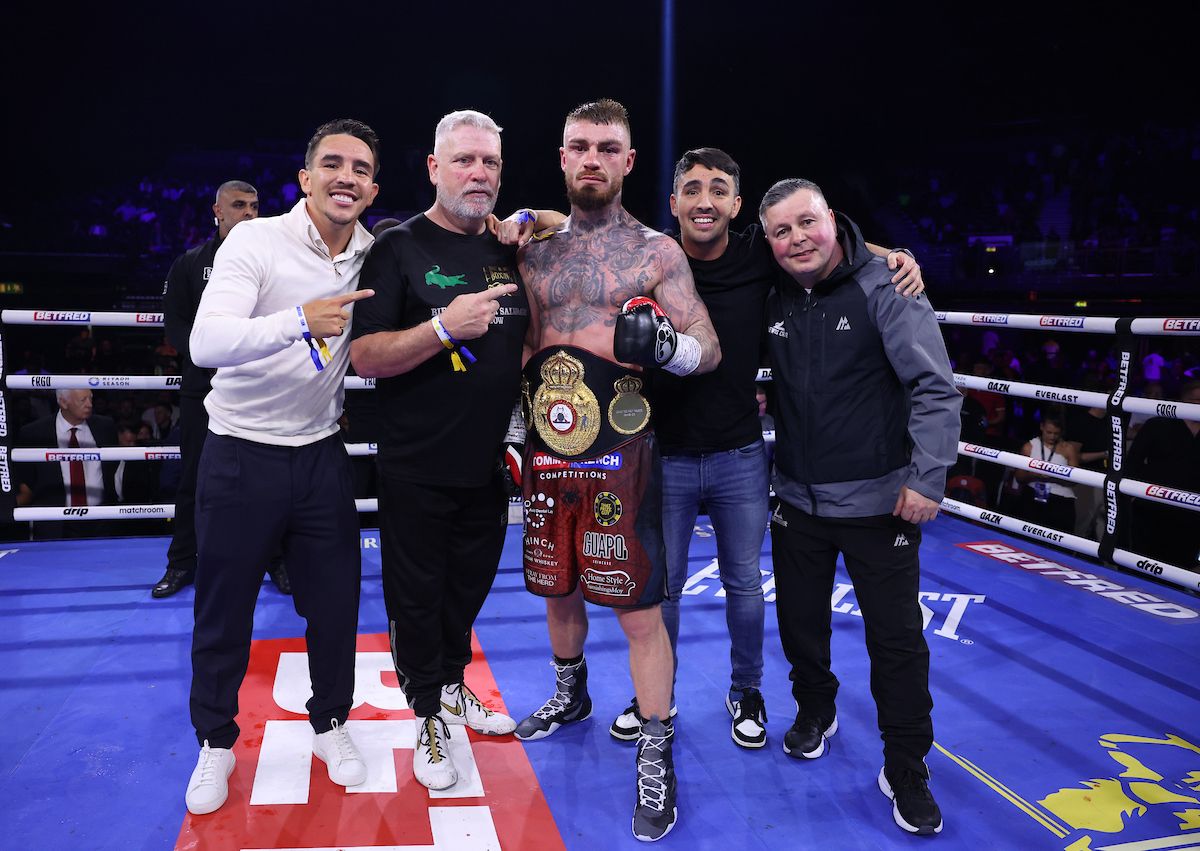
xmin=887 ymin=250 xmax=924 ymax=298
xmin=893 ymin=485 xmax=940 ymax=524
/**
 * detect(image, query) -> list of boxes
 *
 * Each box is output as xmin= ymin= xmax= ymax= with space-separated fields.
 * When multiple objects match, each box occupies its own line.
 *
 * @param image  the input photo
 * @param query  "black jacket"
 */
xmin=15 ymin=414 xmax=119 ymax=506
xmin=163 ymin=236 xmax=221 ymax=398
xmin=765 ymin=213 xmax=960 ymax=517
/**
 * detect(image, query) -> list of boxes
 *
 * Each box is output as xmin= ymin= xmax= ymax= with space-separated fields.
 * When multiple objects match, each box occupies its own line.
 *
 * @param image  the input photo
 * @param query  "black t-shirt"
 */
xmin=648 ymin=224 xmax=780 ymax=453
xmin=352 ymin=214 xmax=529 ymax=486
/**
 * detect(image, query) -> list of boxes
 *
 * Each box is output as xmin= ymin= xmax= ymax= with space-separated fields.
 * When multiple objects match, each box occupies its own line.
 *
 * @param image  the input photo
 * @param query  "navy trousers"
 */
xmin=190 ymin=432 xmax=360 ymax=748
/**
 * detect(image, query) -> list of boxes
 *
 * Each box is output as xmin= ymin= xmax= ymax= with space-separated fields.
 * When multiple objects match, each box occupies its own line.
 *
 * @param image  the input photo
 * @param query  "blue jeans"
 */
xmin=660 ymin=439 xmax=769 ymax=692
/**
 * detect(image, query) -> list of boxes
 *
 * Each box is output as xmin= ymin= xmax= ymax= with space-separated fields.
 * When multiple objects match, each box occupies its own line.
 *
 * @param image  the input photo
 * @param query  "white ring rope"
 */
xmin=4 ymin=374 xmax=379 ymax=392
xmin=935 ymin=311 xmax=1200 ymax=337
xmin=956 ymin=441 xmax=1200 ymax=511
xmin=4 ymin=307 xmax=1198 ymax=588
xmin=940 ymin=498 xmax=1200 ymax=593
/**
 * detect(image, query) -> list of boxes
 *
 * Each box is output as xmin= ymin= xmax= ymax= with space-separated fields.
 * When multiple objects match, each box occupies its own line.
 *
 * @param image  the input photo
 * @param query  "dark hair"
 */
xmin=214 ymin=180 xmax=257 ymax=204
xmin=758 ymin=178 xmax=826 ymax=226
xmin=673 ymin=147 xmax=741 ymax=195
xmin=371 ymin=217 xmax=403 ymax=238
xmin=565 ymin=98 xmax=630 ymax=137
xmin=304 ymin=119 xmax=380 ymax=177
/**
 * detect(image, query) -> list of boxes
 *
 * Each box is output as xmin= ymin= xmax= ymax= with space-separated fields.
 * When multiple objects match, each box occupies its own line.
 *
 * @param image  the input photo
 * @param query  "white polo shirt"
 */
xmin=191 ymin=200 xmax=373 ymax=447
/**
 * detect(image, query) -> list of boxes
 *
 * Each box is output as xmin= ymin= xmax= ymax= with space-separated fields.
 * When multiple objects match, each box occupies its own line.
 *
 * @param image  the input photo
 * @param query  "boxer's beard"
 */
xmin=566 ymin=172 xmax=621 ymax=211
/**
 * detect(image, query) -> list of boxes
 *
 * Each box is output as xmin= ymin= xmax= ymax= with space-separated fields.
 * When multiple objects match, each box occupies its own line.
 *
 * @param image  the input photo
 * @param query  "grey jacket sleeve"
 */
xmin=869 ymin=283 xmax=961 ymax=502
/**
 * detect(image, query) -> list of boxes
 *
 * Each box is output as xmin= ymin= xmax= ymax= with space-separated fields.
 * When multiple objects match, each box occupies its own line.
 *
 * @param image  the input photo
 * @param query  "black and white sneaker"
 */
xmin=782 ymin=713 xmax=837 ymax=759
xmin=610 ymin=697 xmax=678 ymax=741
xmin=879 ymin=764 xmax=943 ymax=835
xmin=514 ymin=657 xmax=592 ymax=741
xmin=632 ymin=717 xmax=677 ymax=842
xmin=725 ymin=688 xmax=767 ymax=749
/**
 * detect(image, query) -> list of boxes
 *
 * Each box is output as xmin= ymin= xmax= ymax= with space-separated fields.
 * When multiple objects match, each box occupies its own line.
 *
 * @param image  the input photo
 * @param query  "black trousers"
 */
xmin=770 ymin=499 xmax=933 ymax=773
xmin=166 ymin=394 xmax=207 ymax=575
xmin=379 ymin=469 xmax=507 ymax=717
xmin=190 ymin=432 xmax=361 ymax=748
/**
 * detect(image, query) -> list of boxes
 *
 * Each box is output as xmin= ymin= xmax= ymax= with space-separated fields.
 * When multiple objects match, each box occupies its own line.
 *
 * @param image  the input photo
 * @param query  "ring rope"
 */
xmin=3 ymin=307 xmax=1198 ymax=590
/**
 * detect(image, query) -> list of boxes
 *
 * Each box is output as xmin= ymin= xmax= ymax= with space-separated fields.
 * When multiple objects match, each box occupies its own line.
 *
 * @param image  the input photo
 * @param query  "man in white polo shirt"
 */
xmin=182 ymin=118 xmax=379 ymax=816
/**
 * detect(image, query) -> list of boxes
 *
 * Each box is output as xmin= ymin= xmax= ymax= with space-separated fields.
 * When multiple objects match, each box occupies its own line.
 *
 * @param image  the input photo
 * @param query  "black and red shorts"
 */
xmin=521 ymin=346 xmax=666 ymax=608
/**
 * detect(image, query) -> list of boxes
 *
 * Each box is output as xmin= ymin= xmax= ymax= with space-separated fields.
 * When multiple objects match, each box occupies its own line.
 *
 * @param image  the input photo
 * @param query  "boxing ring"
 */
xmin=1 ymin=307 xmax=1198 ymax=850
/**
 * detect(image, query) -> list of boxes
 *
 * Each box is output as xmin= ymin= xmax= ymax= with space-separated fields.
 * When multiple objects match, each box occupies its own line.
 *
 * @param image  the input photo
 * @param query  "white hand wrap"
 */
xmin=663 ymin=332 xmax=701 ymax=376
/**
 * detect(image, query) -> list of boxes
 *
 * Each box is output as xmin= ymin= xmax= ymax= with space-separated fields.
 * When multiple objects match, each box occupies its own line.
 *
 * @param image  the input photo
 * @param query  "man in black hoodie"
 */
xmin=760 ymin=178 xmax=960 ymax=837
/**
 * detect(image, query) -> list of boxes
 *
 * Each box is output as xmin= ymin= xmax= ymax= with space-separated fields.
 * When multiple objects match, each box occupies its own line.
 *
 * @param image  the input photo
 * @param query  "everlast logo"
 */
xmin=1034 ymin=389 xmax=1079 ymax=404
xmin=63 ymin=507 xmax=88 ymax=516
xmin=971 ymin=314 xmax=1008 ymax=325
xmin=1163 ymin=319 xmax=1200 ymax=332
xmin=1021 ymin=523 xmax=1065 ymax=544
xmin=987 ymin=380 xmax=1010 ymax=394
xmin=1039 ymin=316 xmax=1085 ymax=328
xmin=33 ymin=311 xmax=91 ymax=322
xmin=1146 ymin=486 xmax=1200 ymax=507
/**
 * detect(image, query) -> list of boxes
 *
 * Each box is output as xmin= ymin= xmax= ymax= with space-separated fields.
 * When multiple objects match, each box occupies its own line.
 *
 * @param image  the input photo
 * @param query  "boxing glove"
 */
xmin=613 ymin=296 xmax=701 ymax=375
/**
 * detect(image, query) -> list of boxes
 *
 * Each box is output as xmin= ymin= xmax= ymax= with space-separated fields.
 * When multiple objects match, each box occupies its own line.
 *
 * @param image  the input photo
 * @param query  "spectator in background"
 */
xmin=1065 ymin=383 xmax=1110 ymax=540
xmin=1127 ymin=380 xmax=1200 ymax=569
xmin=1016 ymin=414 xmax=1079 ymax=533
xmin=14 ymin=389 xmax=119 ymax=538
xmin=152 ymin=179 xmax=290 ymax=599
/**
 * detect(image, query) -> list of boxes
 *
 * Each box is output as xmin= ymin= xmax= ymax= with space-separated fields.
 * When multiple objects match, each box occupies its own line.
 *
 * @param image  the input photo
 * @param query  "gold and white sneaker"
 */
xmin=413 ymin=715 xmax=458 ymax=790
xmin=439 ymin=681 xmax=516 ymax=736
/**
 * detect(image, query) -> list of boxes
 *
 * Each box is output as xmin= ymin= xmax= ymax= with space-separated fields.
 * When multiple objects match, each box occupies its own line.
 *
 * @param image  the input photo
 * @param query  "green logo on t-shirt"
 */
xmin=425 ymin=265 xmax=469 ymax=289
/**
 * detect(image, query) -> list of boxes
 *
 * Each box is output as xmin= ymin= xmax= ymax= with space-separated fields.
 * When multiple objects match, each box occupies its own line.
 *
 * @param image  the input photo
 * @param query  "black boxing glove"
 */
xmin=613 ymin=296 xmax=701 ymax=374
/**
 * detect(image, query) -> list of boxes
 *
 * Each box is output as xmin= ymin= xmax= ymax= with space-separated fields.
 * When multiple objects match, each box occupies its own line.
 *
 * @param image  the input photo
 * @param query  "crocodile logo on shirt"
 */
xmin=425 ymin=265 xmax=469 ymax=289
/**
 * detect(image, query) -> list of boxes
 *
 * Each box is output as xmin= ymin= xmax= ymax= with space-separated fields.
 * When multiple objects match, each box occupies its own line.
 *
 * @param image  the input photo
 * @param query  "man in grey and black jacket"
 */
xmin=760 ymin=178 xmax=960 ymax=837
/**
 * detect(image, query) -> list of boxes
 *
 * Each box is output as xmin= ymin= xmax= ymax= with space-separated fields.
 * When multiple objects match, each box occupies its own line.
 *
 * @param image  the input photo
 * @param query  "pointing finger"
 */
xmin=338 ymin=289 xmax=375 ymax=305
xmin=481 ymin=283 xmax=519 ymax=300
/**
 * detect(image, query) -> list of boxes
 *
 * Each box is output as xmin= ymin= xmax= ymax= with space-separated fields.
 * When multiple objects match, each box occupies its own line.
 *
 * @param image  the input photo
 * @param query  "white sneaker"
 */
xmin=439 ymin=681 xmax=517 ymax=735
xmin=313 ymin=719 xmax=367 ymax=787
xmin=413 ymin=715 xmax=458 ymax=790
xmin=185 ymin=740 xmax=235 ymax=815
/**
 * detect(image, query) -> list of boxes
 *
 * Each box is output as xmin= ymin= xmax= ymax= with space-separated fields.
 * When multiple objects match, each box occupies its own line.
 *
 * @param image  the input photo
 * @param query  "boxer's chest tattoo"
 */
xmin=529 ymin=228 xmax=659 ymax=333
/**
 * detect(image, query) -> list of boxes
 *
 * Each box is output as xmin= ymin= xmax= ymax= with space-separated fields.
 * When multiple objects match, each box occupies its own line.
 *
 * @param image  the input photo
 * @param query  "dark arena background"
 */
xmin=1 ymin=3 xmax=1197 ymax=849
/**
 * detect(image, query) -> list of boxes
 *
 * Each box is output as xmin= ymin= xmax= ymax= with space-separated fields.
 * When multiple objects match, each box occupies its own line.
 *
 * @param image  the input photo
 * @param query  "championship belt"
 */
xmin=527 ymin=346 xmax=652 ymax=458
xmin=608 ymin=375 xmax=651 ymax=435
xmin=532 ymin=350 xmax=602 ymax=456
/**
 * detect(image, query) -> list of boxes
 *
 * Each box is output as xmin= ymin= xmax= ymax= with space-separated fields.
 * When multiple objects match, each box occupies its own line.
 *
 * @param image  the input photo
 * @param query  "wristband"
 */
xmin=297 ymin=305 xmax=330 ymax=372
xmin=663 ymin=332 xmax=701 ymax=376
xmin=431 ymin=315 xmax=477 ymax=372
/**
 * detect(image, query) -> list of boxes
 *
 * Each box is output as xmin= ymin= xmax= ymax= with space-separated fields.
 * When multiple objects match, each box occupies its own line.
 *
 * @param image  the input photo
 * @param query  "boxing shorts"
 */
xmin=521 ymin=346 xmax=666 ymax=608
